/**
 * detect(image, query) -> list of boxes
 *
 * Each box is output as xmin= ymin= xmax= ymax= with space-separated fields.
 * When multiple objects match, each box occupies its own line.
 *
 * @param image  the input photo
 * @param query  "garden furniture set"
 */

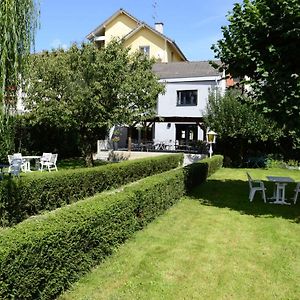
xmin=3 ymin=152 xmax=58 ymax=177
xmin=247 ymin=172 xmax=299 ymax=205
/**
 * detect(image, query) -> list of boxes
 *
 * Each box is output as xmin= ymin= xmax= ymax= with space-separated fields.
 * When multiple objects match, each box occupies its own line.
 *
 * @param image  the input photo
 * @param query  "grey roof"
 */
xmin=153 ymin=61 xmax=222 ymax=79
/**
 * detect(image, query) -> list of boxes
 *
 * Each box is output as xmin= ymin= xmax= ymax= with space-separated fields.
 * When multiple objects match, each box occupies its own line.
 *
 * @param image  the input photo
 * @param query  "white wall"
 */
xmin=154 ymin=122 xmax=204 ymax=144
xmin=154 ymin=122 xmax=175 ymax=142
xmin=153 ymin=77 xmax=223 ymax=143
xmin=157 ymin=79 xmax=220 ymax=118
xmin=109 ymin=76 xmax=225 ymax=148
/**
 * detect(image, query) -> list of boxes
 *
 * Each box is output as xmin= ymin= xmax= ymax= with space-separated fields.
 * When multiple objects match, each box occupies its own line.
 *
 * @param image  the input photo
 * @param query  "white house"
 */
xmin=152 ymin=61 xmax=225 ymax=147
xmin=114 ymin=61 xmax=225 ymax=150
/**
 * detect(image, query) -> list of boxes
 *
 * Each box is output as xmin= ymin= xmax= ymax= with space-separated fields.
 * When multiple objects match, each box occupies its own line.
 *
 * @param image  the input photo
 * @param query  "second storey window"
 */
xmin=139 ymin=46 xmax=150 ymax=57
xmin=177 ymin=90 xmax=198 ymax=106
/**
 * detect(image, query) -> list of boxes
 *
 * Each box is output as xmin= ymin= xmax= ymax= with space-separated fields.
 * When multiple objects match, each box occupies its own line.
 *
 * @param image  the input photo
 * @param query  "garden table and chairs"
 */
xmin=5 ymin=152 xmax=58 ymax=174
xmin=9 ymin=153 xmax=42 ymax=172
xmin=247 ymin=172 xmax=298 ymax=205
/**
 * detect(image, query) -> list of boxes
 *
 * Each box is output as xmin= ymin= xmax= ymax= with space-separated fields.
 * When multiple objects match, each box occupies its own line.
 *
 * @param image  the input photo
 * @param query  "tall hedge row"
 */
xmin=184 ymin=154 xmax=224 ymax=190
xmin=0 ymin=154 xmax=183 ymax=226
xmin=0 ymin=155 xmax=223 ymax=299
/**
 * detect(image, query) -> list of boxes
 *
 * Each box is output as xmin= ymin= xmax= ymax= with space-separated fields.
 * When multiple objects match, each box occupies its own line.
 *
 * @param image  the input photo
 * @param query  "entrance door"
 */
xmin=175 ymin=124 xmax=198 ymax=146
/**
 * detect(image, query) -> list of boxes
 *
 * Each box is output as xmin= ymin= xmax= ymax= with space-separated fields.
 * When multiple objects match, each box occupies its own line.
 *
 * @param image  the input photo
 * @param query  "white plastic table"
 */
xmin=22 ymin=156 xmax=41 ymax=172
xmin=267 ymin=176 xmax=294 ymax=205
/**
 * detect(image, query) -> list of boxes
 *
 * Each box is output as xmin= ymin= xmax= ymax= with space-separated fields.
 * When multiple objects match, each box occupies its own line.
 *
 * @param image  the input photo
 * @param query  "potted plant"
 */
xmin=111 ymin=136 xmax=120 ymax=150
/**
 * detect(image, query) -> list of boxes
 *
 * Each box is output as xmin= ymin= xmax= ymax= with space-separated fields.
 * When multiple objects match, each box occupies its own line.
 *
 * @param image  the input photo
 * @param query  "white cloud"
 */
xmin=50 ymin=39 xmax=68 ymax=50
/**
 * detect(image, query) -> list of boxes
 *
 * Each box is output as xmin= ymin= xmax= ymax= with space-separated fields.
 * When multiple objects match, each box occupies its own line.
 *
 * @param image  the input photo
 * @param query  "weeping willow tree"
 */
xmin=0 ymin=0 xmax=39 ymax=160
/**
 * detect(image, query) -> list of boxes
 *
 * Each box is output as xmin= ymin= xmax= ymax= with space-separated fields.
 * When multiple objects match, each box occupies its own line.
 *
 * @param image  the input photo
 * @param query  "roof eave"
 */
xmin=86 ymin=8 xmax=141 ymax=40
xmin=169 ymin=40 xmax=187 ymax=61
xmin=123 ymin=23 xmax=187 ymax=61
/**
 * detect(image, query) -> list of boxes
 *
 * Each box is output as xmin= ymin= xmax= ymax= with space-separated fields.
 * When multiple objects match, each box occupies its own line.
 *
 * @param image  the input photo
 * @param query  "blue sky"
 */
xmin=35 ymin=0 xmax=241 ymax=61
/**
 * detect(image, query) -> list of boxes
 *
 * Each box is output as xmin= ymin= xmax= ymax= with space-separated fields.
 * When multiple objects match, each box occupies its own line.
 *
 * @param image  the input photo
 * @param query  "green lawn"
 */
xmin=57 ymin=157 xmax=109 ymax=169
xmin=59 ymin=168 xmax=300 ymax=300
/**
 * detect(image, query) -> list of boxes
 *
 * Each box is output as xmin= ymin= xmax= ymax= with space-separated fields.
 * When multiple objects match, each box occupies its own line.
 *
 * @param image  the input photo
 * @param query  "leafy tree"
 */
xmin=0 ymin=0 xmax=39 ymax=107
xmin=204 ymin=89 xmax=283 ymax=164
xmin=0 ymin=0 xmax=39 ymax=161
xmin=26 ymin=41 xmax=164 ymax=165
xmin=211 ymin=0 xmax=300 ymax=148
xmin=0 ymin=110 xmax=15 ymax=161
xmin=116 ymin=51 xmax=165 ymax=150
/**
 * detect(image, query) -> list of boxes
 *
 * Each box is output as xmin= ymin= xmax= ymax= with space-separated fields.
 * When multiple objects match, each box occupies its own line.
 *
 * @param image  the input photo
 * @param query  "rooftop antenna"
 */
xmin=152 ymin=1 xmax=158 ymax=23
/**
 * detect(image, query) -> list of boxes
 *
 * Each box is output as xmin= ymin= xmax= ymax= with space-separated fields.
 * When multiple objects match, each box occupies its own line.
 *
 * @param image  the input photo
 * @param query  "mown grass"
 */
xmin=57 ymin=157 xmax=109 ymax=169
xmin=59 ymin=167 xmax=300 ymax=300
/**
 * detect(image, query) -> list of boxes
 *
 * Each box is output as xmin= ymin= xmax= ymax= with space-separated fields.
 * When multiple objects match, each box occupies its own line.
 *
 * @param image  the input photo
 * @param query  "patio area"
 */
xmin=95 ymin=139 xmax=207 ymax=166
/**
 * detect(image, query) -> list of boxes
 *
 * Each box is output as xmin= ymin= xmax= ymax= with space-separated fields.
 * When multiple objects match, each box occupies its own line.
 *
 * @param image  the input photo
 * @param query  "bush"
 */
xmin=14 ymin=116 xmax=82 ymax=159
xmin=0 ymin=155 xmax=223 ymax=299
xmin=0 ymin=154 xmax=183 ymax=226
xmin=0 ymin=192 xmax=138 ymax=300
xmin=127 ymin=169 xmax=186 ymax=228
xmin=184 ymin=155 xmax=224 ymax=190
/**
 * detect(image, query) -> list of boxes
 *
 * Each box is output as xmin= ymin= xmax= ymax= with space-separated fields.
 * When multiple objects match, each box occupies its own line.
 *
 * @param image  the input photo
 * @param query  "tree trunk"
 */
xmin=82 ymin=141 xmax=94 ymax=167
xmin=128 ymin=126 xmax=132 ymax=152
xmin=85 ymin=152 xmax=94 ymax=167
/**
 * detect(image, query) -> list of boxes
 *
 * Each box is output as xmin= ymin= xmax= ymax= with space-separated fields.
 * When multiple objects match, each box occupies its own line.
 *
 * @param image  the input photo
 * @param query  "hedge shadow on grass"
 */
xmin=189 ymin=179 xmax=300 ymax=224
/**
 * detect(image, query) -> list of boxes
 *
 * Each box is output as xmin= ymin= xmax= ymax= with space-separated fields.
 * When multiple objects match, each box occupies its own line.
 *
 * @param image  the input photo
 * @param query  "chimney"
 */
xmin=155 ymin=22 xmax=164 ymax=34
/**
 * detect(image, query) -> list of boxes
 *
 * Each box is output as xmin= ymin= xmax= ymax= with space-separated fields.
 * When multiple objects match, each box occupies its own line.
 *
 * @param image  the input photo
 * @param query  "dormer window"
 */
xmin=139 ymin=46 xmax=150 ymax=57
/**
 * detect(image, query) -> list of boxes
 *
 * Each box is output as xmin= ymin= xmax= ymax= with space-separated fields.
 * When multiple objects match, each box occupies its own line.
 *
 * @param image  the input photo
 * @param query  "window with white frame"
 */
xmin=177 ymin=90 xmax=198 ymax=106
xmin=139 ymin=46 xmax=150 ymax=57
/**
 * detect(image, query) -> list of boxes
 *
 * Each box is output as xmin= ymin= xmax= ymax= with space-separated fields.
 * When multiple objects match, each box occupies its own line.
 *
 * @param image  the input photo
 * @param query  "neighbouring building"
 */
xmin=86 ymin=8 xmax=186 ymax=63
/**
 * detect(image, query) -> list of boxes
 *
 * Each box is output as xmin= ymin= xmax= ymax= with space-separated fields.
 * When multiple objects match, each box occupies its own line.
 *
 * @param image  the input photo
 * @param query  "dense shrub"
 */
xmin=0 ymin=192 xmax=138 ymax=300
xmin=127 ymin=169 xmax=186 ymax=229
xmin=0 ymin=155 xmax=223 ymax=299
xmin=0 ymin=154 xmax=183 ymax=226
xmin=14 ymin=116 xmax=82 ymax=159
xmin=184 ymin=155 xmax=223 ymax=190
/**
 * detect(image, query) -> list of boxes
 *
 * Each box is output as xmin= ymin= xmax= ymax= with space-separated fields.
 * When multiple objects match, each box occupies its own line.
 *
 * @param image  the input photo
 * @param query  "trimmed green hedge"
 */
xmin=0 ymin=155 xmax=223 ymax=299
xmin=0 ymin=154 xmax=183 ymax=226
xmin=184 ymin=155 xmax=224 ymax=190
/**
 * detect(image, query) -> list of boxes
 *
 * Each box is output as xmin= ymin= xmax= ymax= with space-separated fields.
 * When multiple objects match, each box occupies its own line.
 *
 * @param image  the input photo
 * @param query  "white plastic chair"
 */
xmin=246 ymin=172 xmax=266 ymax=203
xmin=12 ymin=153 xmax=27 ymax=172
xmin=40 ymin=153 xmax=58 ymax=172
xmin=39 ymin=153 xmax=52 ymax=170
xmin=293 ymin=182 xmax=300 ymax=204
xmin=8 ymin=158 xmax=22 ymax=177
